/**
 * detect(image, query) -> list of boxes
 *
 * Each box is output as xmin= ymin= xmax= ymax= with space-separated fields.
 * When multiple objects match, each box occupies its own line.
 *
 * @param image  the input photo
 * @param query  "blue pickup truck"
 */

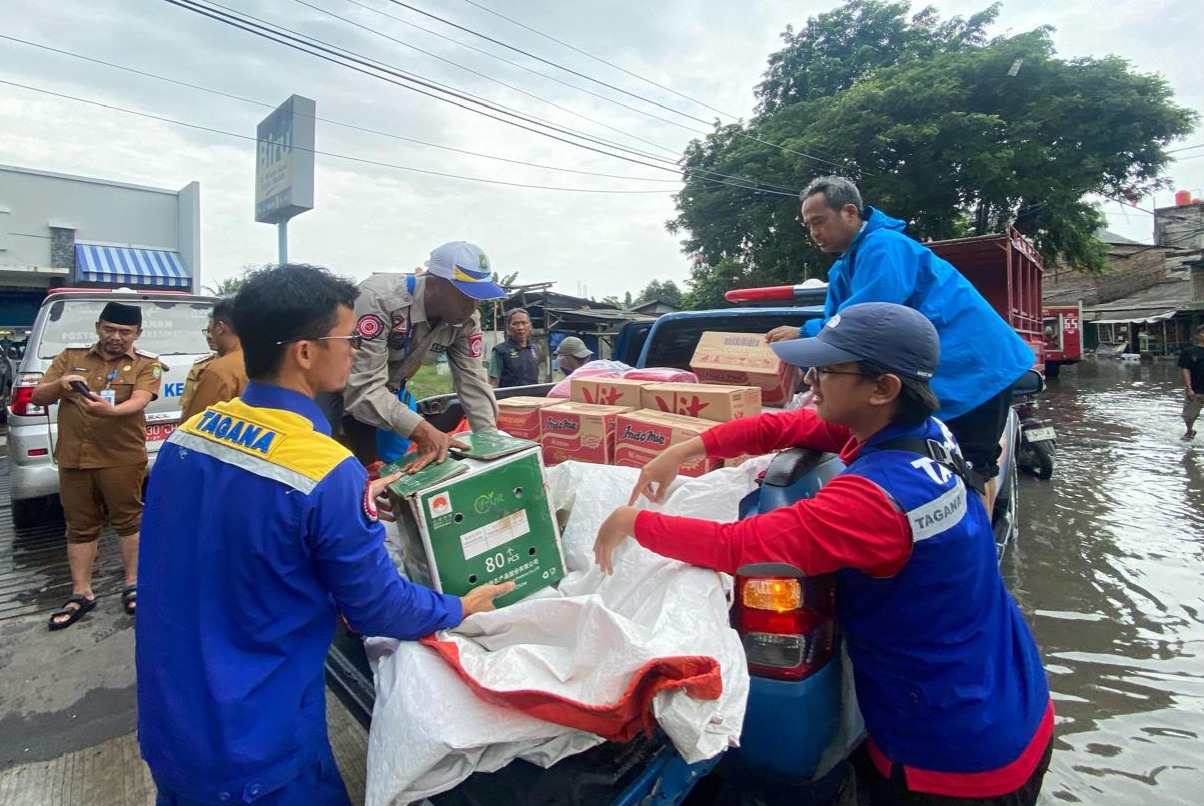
xmin=324 ymin=304 xmax=1022 ymax=805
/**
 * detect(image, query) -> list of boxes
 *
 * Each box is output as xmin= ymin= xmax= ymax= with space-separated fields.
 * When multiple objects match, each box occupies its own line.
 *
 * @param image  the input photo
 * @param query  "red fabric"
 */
xmin=622 ymin=367 xmax=698 ymax=384
xmin=867 ymin=700 xmax=1056 ymax=798
xmin=420 ymin=636 xmax=723 ymax=742
xmin=636 ymin=408 xmax=912 ymax=578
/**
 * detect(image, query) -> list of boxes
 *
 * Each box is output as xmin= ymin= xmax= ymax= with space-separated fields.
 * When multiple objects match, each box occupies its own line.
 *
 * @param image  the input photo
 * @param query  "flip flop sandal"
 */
xmin=48 ymin=595 xmax=97 ymax=631
xmin=121 ymin=585 xmax=137 ymax=616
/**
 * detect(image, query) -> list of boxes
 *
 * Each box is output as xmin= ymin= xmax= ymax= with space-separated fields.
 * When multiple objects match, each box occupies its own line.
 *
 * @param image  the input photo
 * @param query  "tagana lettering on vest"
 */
xmin=907 ymin=484 xmax=967 ymax=542
xmin=620 ymin=425 xmax=668 ymax=445
xmin=195 ymin=409 xmax=278 ymax=455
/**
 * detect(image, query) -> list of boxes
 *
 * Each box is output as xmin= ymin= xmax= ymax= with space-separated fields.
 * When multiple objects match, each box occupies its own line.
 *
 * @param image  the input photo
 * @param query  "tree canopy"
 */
xmin=634 ymin=279 xmax=683 ymax=308
xmin=670 ymin=0 xmax=1197 ymax=309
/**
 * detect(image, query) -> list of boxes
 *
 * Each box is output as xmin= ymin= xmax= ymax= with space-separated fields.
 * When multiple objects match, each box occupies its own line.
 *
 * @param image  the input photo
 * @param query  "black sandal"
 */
xmin=121 ymin=585 xmax=137 ymax=616
xmin=48 ymin=595 xmax=97 ymax=631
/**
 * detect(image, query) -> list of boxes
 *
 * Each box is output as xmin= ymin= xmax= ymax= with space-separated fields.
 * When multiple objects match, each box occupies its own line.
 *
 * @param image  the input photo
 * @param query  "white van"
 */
xmin=6 ymin=289 xmax=216 ymax=528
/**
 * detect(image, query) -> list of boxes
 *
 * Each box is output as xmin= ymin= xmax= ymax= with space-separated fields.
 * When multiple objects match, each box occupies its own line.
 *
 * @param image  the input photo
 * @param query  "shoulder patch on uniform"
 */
xmin=469 ymin=332 xmax=483 ymax=359
xmin=357 ymin=314 xmax=386 ymax=340
xmin=151 ymin=364 xmax=162 ymax=379
xmin=136 ymin=348 xmax=159 ymax=359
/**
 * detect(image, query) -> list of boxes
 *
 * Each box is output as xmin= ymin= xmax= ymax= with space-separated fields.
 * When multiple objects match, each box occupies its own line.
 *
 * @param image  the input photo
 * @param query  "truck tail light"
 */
xmin=10 ymin=373 xmax=45 ymax=417
xmin=732 ymin=573 xmax=837 ymax=681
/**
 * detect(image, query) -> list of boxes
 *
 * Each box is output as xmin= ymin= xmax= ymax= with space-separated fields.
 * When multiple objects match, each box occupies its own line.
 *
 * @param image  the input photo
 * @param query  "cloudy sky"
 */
xmin=1 ymin=0 xmax=1200 ymax=298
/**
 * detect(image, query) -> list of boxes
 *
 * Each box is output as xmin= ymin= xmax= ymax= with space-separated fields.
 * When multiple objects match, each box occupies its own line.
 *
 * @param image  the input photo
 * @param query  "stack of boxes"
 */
xmin=516 ymin=331 xmax=796 ymax=475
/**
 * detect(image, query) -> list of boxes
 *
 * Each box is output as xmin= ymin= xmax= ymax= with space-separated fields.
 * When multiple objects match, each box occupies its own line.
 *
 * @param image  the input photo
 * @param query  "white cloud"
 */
xmin=0 ymin=0 xmax=1198 ymax=294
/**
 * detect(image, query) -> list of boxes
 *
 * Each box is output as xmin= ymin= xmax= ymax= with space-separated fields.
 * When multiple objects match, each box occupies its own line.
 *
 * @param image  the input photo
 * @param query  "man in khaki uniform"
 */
xmin=181 ymin=297 xmax=247 ymax=421
xmin=32 ymin=301 xmax=162 ymax=630
xmin=341 ymin=241 xmax=503 ymax=472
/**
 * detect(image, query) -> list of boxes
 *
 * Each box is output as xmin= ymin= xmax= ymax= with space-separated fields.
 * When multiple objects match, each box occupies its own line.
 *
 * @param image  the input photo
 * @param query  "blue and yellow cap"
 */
xmin=426 ymin=241 xmax=506 ymax=300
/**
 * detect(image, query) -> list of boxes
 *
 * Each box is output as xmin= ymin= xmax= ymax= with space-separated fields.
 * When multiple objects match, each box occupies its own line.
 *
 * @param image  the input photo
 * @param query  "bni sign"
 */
xmin=254 ymin=95 xmax=316 ymax=224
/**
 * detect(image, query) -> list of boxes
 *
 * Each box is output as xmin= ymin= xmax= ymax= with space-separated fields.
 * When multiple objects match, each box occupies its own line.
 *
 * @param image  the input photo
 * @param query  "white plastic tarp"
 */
xmin=364 ymin=458 xmax=774 ymax=805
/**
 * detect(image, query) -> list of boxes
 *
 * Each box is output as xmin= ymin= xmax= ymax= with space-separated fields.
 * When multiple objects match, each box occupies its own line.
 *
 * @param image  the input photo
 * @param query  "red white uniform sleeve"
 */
xmin=699 ymin=407 xmax=853 ymax=458
xmin=634 ymin=473 xmax=911 ymax=578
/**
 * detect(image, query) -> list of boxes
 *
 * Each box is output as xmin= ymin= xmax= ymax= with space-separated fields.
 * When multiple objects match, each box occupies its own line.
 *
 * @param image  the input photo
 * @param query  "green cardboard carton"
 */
xmin=392 ymin=445 xmax=565 ymax=608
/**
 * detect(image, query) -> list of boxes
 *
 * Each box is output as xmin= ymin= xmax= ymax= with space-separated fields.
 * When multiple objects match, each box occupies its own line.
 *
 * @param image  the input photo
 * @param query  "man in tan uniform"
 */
xmin=181 ymin=297 xmax=247 ymax=421
xmin=340 ymin=241 xmax=503 ymax=472
xmin=32 ymin=301 xmax=162 ymax=630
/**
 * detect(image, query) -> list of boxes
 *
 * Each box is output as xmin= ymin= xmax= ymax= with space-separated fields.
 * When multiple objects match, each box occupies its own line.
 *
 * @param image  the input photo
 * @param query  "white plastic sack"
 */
xmin=365 ymin=457 xmax=774 ymax=805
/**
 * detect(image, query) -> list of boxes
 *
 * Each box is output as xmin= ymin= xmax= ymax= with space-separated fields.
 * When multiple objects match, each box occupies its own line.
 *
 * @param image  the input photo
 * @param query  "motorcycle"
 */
xmin=1012 ymin=369 xmax=1055 ymax=480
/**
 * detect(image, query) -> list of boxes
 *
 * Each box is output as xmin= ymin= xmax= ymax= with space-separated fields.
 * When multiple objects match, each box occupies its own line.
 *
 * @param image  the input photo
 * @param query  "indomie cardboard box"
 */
xmin=540 ymin=401 xmax=631 ymax=465
xmin=640 ymin=382 xmax=762 ymax=423
xmin=497 ymin=396 xmax=564 ymax=441
xmin=569 ymin=376 xmax=650 ymax=408
xmin=614 ymin=409 xmax=722 ymax=477
xmin=389 ymin=442 xmax=565 ymax=608
xmin=690 ymin=331 xmax=801 ymax=406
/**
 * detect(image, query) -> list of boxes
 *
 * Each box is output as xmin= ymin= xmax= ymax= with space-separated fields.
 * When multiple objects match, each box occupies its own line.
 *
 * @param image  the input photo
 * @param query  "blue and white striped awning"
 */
xmin=75 ymin=244 xmax=191 ymax=288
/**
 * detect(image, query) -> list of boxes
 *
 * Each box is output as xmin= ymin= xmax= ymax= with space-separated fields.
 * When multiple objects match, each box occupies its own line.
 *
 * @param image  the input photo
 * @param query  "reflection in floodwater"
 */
xmin=1005 ymin=359 xmax=1204 ymax=804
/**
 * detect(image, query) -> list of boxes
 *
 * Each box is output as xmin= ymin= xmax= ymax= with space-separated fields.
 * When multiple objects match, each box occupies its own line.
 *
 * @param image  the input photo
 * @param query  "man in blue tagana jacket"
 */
xmin=768 ymin=176 xmax=1034 ymax=492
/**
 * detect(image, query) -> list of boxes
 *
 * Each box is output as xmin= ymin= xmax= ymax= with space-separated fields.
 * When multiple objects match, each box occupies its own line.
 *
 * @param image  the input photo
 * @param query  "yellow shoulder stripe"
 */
xmin=181 ymin=398 xmax=352 ymax=481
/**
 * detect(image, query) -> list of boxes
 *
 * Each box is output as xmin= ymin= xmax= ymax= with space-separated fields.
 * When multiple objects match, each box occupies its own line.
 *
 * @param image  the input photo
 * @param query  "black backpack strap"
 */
xmin=871 ymin=436 xmax=986 ymax=495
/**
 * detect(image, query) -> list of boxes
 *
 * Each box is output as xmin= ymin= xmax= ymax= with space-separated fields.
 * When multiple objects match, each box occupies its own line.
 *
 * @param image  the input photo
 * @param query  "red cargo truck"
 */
xmin=1041 ymin=304 xmax=1083 ymax=377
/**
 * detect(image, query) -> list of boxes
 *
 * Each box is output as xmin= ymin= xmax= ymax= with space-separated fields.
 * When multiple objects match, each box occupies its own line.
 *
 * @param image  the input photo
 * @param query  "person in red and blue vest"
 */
xmin=595 ymin=302 xmax=1053 ymax=805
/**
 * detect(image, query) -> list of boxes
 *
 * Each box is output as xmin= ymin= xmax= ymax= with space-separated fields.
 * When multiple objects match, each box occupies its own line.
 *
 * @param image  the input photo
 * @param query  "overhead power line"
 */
xmin=158 ymin=0 xmax=805 ymax=195
xmin=453 ymin=0 xmax=736 ymax=120
xmin=0 ymin=33 xmax=679 ymax=184
xmin=291 ymin=0 xmax=693 ymax=158
xmin=0 ymin=78 xmax=671 ymax=194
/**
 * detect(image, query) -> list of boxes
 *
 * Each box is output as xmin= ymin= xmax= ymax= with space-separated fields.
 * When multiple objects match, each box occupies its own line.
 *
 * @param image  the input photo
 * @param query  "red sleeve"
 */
xmin=633 ymin=474 xmax=911 ymax=577
xmin=700 ymin=408 xmax=852 ymax=459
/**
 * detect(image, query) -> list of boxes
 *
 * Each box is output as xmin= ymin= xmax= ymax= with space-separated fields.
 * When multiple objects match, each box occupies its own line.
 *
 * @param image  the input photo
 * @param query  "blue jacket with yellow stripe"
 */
xmin=136 ymin=382 xmax=462 ymax=803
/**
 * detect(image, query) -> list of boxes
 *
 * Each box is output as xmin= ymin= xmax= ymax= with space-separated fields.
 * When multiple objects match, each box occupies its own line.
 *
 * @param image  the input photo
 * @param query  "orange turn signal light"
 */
xmin=741 ymin=578 xmax=802 ymax=612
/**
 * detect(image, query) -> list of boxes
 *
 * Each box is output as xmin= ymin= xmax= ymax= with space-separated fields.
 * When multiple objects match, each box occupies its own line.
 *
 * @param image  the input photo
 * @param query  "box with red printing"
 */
xmin=614 ymin=409 xmax=721 ymax=477
xmin=496 ymin=396 xmax=564 ymax=440
xmin=569 ymin=376 xmax=650 ymax=408
xmin=690 ymin=331 xmax=801 ymax=406
xmin=640 ymin=382 xmax=762 ymax=423
xmin=540 ymin=402 xmax=631 ymax=465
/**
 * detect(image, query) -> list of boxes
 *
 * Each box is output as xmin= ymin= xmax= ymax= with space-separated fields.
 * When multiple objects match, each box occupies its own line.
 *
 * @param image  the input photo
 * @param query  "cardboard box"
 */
xmin=569 ymin=376 xmax=650 ymax=408
xmin=641 ymin=382 xmax=762 ymax=423
xmin=497 ymin=396 xmax=564 ymax=441
xmin=392 ymin=445 xmax=566 ymax=608
xmin=690 ymin=331 xmax=801 ymax=406
xmin=540 ymin=401 xmax=630 ymax=465
xmin=614 ymin=409 xmax=722 ymax=477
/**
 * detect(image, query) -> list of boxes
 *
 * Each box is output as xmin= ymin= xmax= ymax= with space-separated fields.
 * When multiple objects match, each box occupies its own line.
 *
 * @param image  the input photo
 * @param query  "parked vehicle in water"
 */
xmin=1013 ymin=369 xmax=1055 ymax=479
xmin=326 ymin=301 xmax=1027 ymax=804
xmin=5 ymin=289 xmax=215 ymax=529
xmin=1042 ymin=303 xmax=1083 ymax=377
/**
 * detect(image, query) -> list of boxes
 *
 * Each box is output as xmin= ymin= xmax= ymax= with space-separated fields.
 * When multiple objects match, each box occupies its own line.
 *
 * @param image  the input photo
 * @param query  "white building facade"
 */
xmin=0 ymin=164 xmax=200 ymax=328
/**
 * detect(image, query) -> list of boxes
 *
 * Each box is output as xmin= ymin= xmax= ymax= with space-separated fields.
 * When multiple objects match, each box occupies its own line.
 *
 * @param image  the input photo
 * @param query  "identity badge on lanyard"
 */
xmin=100 ymin=368 xmax=117 ymax=406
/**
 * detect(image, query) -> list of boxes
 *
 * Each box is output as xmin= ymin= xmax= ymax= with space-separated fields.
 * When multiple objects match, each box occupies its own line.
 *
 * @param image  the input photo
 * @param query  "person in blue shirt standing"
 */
xmin=768 ymin=176 xmax=1035 ymax=494
xmin=136 ymin=264 xmax=512 ymax=806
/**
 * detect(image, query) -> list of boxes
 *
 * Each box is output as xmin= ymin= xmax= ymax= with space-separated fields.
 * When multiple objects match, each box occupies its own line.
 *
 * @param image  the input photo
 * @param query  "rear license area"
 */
xmin=147 ymin=423 xmax=177 ymax=442
xmin=1026 ymin=426 xmax=1055 ymax=442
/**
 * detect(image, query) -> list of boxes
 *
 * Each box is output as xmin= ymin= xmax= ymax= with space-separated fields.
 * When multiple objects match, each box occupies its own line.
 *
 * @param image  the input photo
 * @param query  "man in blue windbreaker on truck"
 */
xmin=767 ymin=176 xmax=1034 ymax=495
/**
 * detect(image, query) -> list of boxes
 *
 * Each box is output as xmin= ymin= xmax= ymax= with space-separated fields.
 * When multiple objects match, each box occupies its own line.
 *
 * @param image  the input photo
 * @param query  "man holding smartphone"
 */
xmin=32 ymin=301 xmax=162 ymax=630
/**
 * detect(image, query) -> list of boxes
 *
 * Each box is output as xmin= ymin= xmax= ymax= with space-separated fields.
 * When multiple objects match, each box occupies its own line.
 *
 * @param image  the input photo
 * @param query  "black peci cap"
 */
xmin=98 ymin=301 xmax=142 ymax=327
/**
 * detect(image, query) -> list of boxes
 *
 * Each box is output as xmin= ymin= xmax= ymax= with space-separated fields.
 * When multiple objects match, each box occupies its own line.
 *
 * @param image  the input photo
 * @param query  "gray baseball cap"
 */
xmin=771 ymin=302 xmax=939 ymax=380
xmin=555 ymin=336 xmax=593 ymax=359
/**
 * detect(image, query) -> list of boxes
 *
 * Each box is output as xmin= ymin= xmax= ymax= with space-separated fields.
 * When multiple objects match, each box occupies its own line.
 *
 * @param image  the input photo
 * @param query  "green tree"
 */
xmin=202 ymin=273 xmax=249 ymax=296
xmin=669 ymin=1 xmax=1197 ymax=308
xmin=634 ymin=280 xmax=683 ymax=308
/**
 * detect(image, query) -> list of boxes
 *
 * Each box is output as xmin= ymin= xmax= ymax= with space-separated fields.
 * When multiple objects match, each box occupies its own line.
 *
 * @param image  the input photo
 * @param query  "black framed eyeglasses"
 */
xmin=275 ymin=334 xmax=364 ymax=349
xmin=804 ymin=365 xmax=878 ymax=383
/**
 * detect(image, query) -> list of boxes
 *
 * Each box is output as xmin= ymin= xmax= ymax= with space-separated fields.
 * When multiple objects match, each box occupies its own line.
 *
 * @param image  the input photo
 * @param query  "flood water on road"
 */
xmin=1006 ymin=358 xmax=1204 ymax=804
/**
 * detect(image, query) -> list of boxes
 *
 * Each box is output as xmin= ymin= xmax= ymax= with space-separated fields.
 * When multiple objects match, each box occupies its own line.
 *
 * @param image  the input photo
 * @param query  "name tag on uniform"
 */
xmin=100 ymin=389 xmax=116 ymax=406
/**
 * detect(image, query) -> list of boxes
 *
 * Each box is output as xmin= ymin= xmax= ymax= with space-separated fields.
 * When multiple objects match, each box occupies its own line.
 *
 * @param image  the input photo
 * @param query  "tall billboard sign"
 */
xmin=255 ymin=95 xmax=315 ymax=225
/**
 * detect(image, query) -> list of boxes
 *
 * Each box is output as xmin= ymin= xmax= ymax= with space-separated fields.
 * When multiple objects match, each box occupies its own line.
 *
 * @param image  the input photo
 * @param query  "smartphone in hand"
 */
xmin=69 ymin=380 xmax=95 ymax=398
